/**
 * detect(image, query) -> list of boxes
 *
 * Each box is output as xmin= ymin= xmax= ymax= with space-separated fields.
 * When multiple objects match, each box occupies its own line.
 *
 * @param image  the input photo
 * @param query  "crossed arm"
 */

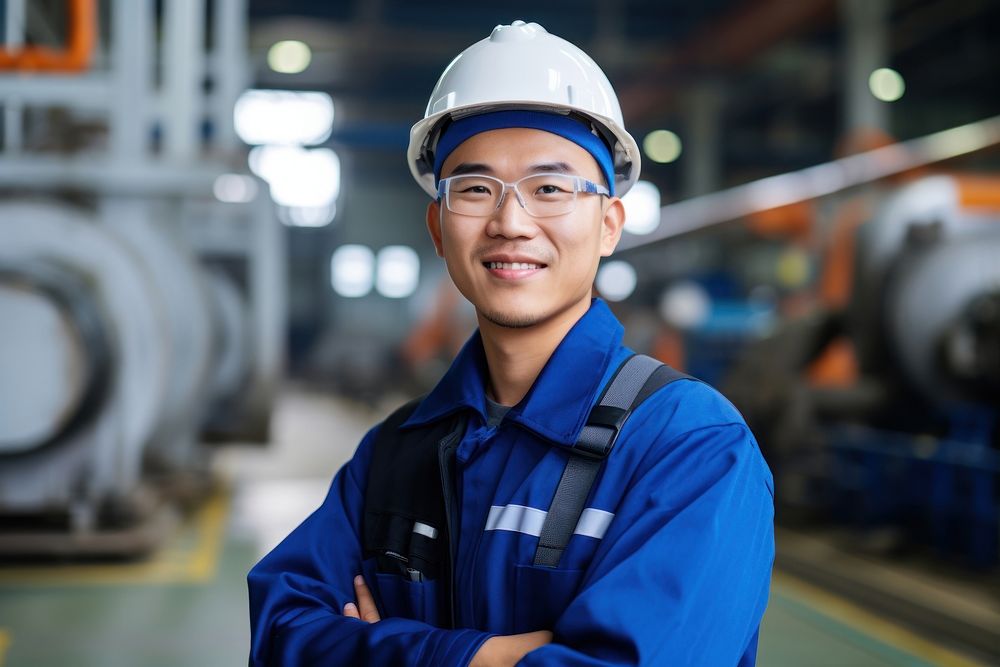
xmin=250 ymin=421 xmax=775 ymax=666
xmin=343 ymin=575 xmax=552 ymax=667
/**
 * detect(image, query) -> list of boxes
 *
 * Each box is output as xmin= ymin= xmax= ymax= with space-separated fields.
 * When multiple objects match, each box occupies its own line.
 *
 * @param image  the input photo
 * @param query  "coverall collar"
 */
xmin=402 ymin=298 xmax=624 ymax=449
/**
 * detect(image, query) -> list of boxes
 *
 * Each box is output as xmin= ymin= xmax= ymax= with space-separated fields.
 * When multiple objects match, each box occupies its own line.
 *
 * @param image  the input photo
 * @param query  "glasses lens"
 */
xmin=519 ymin=174 xmax=577 ymax=217
xmin=446 ymin=176 xmax=500 ymax=216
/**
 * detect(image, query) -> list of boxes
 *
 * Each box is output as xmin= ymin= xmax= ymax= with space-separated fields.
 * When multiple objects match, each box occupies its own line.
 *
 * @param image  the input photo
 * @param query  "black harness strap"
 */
xmin=533 ymin=355 xmax=692 ymax=567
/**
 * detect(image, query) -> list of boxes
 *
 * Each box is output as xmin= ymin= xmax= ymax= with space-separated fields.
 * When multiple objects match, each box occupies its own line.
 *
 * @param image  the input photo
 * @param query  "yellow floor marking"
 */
xmin=772 ymin=571 xmax=986 ymax=667
xmin=0 ymin=628 xmax=10 ymax=666
xmin=184 ymin=488 xmax=229 ymax=583
xmin=0 ymin=491 xmax=229 ymax=587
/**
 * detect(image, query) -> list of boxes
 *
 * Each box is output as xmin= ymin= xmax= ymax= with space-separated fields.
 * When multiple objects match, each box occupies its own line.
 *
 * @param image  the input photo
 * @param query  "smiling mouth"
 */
xmin=483 ymin=261 xmax=546 ymax=270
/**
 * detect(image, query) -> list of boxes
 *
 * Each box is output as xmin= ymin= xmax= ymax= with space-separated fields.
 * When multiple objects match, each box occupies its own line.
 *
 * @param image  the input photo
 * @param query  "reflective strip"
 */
xmin=485 ymin=504 xmax=615 ymax=540
xmin=575 ymin=508 xmax=614 ymax=539
xmin=485 ymin=504 xmax=547 ymax=537
xmin=412 ymin=521 xmax=438 ymax=539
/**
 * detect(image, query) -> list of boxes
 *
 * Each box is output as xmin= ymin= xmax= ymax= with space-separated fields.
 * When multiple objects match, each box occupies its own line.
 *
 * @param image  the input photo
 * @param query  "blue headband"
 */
xmin=432 ymin=110 xmax=616 ymax=196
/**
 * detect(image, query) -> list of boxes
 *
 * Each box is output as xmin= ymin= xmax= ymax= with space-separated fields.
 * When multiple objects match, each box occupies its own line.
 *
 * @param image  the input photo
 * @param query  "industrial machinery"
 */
xmin=0 ymin=0 xmax=285 ymax=556
xmin=851 ymin=176 xmax=1000 ymax=410
xmin=727 ymin=174 xmax=1000 ymax=567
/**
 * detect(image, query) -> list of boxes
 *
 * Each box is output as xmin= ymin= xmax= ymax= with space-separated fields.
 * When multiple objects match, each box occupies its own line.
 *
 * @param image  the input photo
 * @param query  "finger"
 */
xmin=343 ymin=602 xmax=360 ymax=619
xmin=354 ymin=575 xmax=381 ymax=623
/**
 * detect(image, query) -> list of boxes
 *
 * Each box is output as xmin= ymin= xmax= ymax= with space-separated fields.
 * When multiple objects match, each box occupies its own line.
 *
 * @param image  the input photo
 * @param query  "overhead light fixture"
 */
xmin=376 ymin=246 xmax=421 ymax=299
xmin=249 ymin=145 xmax=341 ymax=209
xmin=234 ymin=89 xmax=334 ymax=146
xmin=621 ymin=180 xmax=661 ymax=235
xmin=869 ymin=67 xmax=905 ymax=102
xmin=596 ymin=261 xmax=638 ymax=302
xmin=331 ymin=245 xmax=375 ymax=298
xmin=643 ymin=130 xmax=683 ymax=164
xmin=267 ymin=40 xmax=312 ymax=74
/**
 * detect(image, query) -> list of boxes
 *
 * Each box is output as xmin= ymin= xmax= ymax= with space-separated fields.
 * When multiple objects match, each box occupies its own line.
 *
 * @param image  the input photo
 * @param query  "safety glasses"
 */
xmin=437 ymin=173 xmax=609 ymax=218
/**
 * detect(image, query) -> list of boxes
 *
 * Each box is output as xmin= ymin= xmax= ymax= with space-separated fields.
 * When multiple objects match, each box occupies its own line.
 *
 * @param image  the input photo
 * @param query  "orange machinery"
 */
xmin=0 ymin=0 xmax=96 ymax=72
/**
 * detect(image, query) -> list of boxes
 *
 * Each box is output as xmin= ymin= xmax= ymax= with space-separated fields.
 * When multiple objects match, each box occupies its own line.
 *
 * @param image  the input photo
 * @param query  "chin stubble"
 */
xmin=479 ymin=308 xmax=540 ymax=329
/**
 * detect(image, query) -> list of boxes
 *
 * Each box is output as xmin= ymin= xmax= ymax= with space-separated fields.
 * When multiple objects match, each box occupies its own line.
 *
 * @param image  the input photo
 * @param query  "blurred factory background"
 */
xmin=0 ymin=0 xmax=997 ymax=665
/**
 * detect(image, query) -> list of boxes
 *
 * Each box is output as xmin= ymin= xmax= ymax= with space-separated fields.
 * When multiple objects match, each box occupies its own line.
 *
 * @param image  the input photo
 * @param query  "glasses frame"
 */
xmin=436 ymin=172 xmax=610 ymax=218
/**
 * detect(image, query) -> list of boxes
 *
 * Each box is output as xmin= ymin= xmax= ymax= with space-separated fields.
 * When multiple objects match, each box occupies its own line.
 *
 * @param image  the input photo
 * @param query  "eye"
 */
xmin=533 ymin=181 xmax=572 ymax=196
xmin=451 ymin=177 xmax=495 ymax=196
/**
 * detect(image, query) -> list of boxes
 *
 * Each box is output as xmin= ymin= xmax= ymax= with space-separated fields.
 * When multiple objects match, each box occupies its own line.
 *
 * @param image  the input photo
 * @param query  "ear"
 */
xmin=426 ymin=200 xmax=444 ymax=257
xmin=599 ymin=197 xmax=626 ymax=257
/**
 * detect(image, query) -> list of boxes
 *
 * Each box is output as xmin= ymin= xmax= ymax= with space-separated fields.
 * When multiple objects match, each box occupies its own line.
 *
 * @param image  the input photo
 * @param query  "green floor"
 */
xmin=759 ymin=576 xmax=980 ymax=666
xmin=0 ymin=494 xmax=255 ymax=667
xmin=0 ymin=494 xmax=984 ymax=667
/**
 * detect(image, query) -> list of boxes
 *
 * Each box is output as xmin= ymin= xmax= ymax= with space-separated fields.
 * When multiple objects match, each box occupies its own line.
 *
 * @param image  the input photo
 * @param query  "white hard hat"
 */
xmin=407 ymin=20 xmax=641 ymax=198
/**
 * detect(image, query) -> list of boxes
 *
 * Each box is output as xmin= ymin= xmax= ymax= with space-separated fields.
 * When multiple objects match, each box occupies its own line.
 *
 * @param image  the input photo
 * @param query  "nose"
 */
xmin=487 ymin=184 xmax=538 ymax=239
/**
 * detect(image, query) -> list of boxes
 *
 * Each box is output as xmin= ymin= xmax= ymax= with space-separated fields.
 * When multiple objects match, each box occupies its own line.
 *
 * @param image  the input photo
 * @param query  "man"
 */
xmin=249 ymin=21 xmax=774 ymax=666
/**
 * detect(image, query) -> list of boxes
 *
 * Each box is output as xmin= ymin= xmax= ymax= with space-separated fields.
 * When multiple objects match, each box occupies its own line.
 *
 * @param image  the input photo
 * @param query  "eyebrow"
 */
xmin=444 ymin=161 xmax=581 ymax=178
xmin=446 ymin=162 xmax=494 ymax=177
xmin=527 ymin=162 xmax=578 ymax=175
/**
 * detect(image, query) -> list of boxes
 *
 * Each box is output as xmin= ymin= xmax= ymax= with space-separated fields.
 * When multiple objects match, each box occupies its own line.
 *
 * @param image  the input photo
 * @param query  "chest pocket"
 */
xmin=373 ymin=571 xmax=441 ymax=626
xmin=512 ymin=563 xmax=585 ymax=633
xmin=361 ymin=556 xmax=442 ymax=625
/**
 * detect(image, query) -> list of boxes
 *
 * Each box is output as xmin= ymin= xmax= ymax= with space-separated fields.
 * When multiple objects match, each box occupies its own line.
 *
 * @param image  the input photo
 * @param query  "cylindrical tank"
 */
xmin=0 ymin=260 xmax=112 ymax=453
xmin=0 ymin=201 xmax=169 ymax=512
xmin=102 ymin=203 xmax=216 ymax=469
xmin=852 ymin=175 xmax=1000 ymax=408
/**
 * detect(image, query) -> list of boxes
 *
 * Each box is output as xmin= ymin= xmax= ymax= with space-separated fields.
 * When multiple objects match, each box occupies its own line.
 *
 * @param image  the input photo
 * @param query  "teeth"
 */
xmin=487 ymin=262 xmax=541 ymax=270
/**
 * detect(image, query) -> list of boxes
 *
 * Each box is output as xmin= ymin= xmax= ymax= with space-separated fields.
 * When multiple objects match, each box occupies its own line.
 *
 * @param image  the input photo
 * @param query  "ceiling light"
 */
xmin=249 ymin=146 xmax=340 ymax=208
xmin=621 ymin=180 xmax=661 ymax=235
xmin=234 ymin=89 xmax=334 ymax=146
xmin=596 ymin=261 xmax=638 ymax=302
xmin=376 ymin=246 xmax=421 ymax=299
xmin=869 ymin=67 xmax=905 ymax=102
xmin=643 ymin=130 xmax=682 ymax=164
xmin=331 ymin=245 xmax=375 ymax=298
xmin=267 ymin=40 xmax=312 ymax=74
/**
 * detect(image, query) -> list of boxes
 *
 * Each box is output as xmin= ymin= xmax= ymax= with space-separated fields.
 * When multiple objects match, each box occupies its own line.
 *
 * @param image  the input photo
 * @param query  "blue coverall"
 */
xmin=249 ymin=299 xmax=775 ymax=665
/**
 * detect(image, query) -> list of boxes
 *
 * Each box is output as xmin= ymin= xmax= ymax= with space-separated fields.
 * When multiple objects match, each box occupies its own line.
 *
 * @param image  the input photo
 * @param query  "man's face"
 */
xmin=426 ymin=127 xmax=625 ymax=330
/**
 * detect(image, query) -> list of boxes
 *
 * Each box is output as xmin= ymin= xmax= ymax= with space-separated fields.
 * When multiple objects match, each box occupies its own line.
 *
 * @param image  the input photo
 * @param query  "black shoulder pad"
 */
xmin=363 ymin=397 xmax=462 ymax=580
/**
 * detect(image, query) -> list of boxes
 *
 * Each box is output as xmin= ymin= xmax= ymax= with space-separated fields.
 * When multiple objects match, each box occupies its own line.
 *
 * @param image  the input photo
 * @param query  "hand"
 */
xmin=343 ymin=574 xmax=551 ymax=666
xmin=343 ymin=574 xmax=381 ymax=623
xmin=470 ymin=630 xmax=553 ymax=667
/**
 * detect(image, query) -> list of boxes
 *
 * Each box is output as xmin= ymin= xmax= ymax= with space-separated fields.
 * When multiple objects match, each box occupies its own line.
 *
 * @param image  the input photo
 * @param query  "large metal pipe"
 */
xmin=109 ymin=0 xmax=153 ymax=161
xmin=616 ymin=114 xmax=1000 ymax=252
xmin=162 ymin=0 xmax=206 ymax=161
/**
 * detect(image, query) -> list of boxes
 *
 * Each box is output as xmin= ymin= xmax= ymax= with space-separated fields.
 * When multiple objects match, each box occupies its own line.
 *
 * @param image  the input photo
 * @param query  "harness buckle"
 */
xmin=576 ymin=405 xmax=629 ymax=459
